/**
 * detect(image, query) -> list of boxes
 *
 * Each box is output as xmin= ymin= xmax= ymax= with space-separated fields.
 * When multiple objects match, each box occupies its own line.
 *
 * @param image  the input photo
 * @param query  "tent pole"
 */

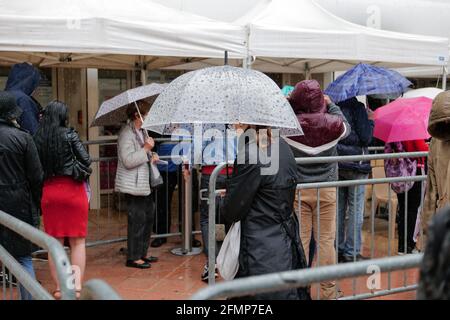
xmin=304 ymin=62 xmax=311 ymax=80
xmin=141 ymin=68 xmax=147 ymax=86
xmin=442 ymin=66 xmax=447 ymax=91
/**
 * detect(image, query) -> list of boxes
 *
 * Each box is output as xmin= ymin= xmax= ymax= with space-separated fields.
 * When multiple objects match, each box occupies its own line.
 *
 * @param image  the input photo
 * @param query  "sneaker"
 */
xmin=201 ymin=264 xmax=218 ymax=282
xmin=341 ymin=254 xmax=369 ymax=263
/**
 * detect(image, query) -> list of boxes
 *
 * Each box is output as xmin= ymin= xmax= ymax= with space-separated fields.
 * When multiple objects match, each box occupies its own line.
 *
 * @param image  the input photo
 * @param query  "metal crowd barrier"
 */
xmin=206 ymin=151 xmax=429 ymax=300
xmin=192 ymin=254 xmax=423 ymax=300
xmin=80 ymin=279 xmax=122 ymax=300
xmin=0 ymin=210 xmax=122 ymax=300
xmin=0 ymin=209 xmax=75 ymax=300
xmin=81 ymin=138 xmax=201 ymax=256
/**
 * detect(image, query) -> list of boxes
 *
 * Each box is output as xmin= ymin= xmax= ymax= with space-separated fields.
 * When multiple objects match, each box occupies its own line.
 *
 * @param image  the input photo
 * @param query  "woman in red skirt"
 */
xmin=34 ymin=101 xmax=91 ymax=299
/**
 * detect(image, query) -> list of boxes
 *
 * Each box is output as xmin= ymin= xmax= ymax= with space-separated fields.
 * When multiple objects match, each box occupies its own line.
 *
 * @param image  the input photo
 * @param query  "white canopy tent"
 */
xmin=315 ymin=0 xmax=450 ymax=79
xmin=0 ymin=0 xmax=246 ymax=70
xmin=163 ymin=0 xmax=448 ymax=79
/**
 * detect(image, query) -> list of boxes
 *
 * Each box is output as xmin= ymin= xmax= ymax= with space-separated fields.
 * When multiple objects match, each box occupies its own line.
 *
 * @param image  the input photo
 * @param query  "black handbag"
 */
xmin=68 ymin=141 xmax=92 ymax=181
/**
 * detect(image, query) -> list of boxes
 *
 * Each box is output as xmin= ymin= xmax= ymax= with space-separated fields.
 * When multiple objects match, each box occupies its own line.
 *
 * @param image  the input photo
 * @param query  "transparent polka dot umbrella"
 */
xmin=142 ymin=66 xmax=303 ymax=136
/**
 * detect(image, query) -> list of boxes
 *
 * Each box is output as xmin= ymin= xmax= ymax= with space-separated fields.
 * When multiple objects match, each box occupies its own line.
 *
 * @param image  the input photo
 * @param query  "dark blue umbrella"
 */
xmin=324 ymin=63 xmax=412 ymax=103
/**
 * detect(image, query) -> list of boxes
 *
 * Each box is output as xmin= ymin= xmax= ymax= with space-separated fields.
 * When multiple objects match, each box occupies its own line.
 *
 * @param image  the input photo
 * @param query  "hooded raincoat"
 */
xmin=285 ymin=80 xmax=350 ymax=183
xmin=5 ymin=63 xmax=41 ymax=134
xmin=422 ymin=91 xmax=450 ymax=235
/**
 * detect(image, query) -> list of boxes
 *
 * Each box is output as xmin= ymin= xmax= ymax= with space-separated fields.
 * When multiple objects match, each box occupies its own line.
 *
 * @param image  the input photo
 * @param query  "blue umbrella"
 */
xmin=324 ymin=63 xmax=412 ymax=103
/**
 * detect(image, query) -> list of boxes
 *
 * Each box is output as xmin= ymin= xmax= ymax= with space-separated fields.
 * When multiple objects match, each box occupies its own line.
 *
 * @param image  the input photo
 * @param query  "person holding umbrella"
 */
xmin=91 ymin=83 xmax=167 ymax=268
xmin=220 ymin=124 xmax=310 ymax=300
xmin=336 ymin=97 xmax=374 ymax=263
xmin=373 ymin=97 xmax=433 ymax=254
xmin=141 ymin=65 xmax=304 ymax=286
xmin=115 ymin=100 xmax=160 ymax=269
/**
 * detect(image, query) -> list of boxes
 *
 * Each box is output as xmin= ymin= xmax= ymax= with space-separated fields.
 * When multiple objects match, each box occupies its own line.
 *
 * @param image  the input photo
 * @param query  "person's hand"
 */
xmin=143 ymin=137 xmax=155 ymax=152
xmin=367 ymin=107 xmax=375 ymax=121
xmin=182 ymin=167 xmax=191 ymax=180
xmin=324 ymin=95 xmax=332 ymax=106
xmin=219 ymin=190 xmax=226 ymax=198
xmin=151 ymin=153 xmax=160 ymax=164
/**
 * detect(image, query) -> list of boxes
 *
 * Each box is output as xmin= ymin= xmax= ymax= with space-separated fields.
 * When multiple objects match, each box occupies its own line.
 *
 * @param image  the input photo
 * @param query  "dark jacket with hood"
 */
xmin=221 ymin=137 xmax=310 ymax=300
xmin=0 ymin=119 xmax=43 ymax=258
xmin=422 ymin=91 xmax=450 ymax=236
xmin=285 ymin=80 xmax=350 ymax=183
xmin=5 ymin=63 xmax=41 ymax=135
xmin=336 ymin=97 xmax=374 ymax=174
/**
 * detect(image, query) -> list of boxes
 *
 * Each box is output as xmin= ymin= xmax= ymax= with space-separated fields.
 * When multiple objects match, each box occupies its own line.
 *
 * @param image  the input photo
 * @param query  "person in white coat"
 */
xmin=115 ymin=101 xmax=159 ymax=269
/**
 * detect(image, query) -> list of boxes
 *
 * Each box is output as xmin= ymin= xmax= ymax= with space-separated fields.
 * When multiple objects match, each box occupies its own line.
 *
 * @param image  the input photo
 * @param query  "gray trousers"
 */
xmin=126 ymin=194 xmax=155 ymax=261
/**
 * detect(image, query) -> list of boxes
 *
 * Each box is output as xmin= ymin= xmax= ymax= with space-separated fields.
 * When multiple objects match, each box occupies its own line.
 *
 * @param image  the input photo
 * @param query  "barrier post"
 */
xmin=171 ymin=163 xmax=202 ymax=256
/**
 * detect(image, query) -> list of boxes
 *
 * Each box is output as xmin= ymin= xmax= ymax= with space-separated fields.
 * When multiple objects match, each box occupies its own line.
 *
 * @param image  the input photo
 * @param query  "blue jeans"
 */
xmin=337 ymin=171 xmax=368 ymax=257
xmin=17 ymin=255 xmax=36 ymax=300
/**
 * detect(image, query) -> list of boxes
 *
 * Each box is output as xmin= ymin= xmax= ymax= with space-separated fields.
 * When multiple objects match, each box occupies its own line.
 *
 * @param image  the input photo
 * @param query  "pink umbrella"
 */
xmin=373 ymin=97 xmax=433 ymax=143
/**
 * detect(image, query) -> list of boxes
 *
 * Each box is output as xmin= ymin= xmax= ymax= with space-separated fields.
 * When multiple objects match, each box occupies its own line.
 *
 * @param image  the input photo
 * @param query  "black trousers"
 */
xmin=397 ymin=181 xmax=422 ymax=253
xmin=154 ymin=170 xmax=179 ymax=235
xmin=153 ymin=168 xmax=199 ymax=236
xmin=126 ymin=194 xmax=155 ymax=261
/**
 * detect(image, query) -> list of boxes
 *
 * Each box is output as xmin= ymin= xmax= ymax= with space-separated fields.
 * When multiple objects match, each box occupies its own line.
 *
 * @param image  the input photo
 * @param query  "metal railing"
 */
xmin=0 ymin=209 xmax=75 ymax=300
xmin=192 ymin=254 xmax=422 ymax=300
xmin=206 ymin=151 xmax=429 ymax=300
xmin=0 ymin=210 xmax=122 ymax=300
xmin=80 ymin=279 xmax=122 ymax=300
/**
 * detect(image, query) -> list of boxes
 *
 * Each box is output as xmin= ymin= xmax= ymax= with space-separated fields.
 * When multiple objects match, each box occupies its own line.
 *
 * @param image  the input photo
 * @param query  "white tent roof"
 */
xmin=164 ymin=0 xmax=449 ymax=73
xmin=245 ymin=0 xmax=447 ymax=66
xmin=0 ymin=0 xmax=245 ymax=68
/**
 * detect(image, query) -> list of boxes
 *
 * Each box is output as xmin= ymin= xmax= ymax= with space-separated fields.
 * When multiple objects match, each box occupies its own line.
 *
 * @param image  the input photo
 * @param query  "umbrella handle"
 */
xmin=134 ymin=101 xmax=150 ymax=139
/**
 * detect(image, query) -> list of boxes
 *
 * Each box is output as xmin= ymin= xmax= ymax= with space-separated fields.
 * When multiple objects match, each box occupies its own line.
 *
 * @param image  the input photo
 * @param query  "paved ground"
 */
xmin=28 ymin=205 xmax=419 ymax=300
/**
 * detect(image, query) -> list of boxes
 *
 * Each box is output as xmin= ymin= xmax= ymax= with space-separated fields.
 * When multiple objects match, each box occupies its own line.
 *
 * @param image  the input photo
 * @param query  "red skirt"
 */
xmin=41 ymin=176 xmax=88 ymax=238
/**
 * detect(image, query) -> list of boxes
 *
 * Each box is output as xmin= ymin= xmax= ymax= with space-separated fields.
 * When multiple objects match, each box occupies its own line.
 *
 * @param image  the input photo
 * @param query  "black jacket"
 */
xmin=336 ymin=98 xmax=374 ymax=174
xmin=0 ymin=119 xmax=43 ymax=258
xmin=221 ymin=138 xmax=310 ymax=300
xmin=35 ymin=127 xmax=91 ymax=179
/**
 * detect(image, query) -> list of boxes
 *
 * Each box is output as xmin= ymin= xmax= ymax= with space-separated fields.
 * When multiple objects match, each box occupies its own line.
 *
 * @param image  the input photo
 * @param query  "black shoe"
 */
xmin=338 ymin=254 xmax=346 ymax=263
xmin=201 ymin=264 xmax=218 ymax=282
xmin=142 ymin=256 xmax=159 ymax=263
xmin=192 ymin=239 xmax=202 ymax=248
xmin=151 ymin=238 xmax=167 ymax=248
xmin=126 ymin=260 xmax=151 ymax=269
xmin=341 ymin=254 xmax=369 ymax=263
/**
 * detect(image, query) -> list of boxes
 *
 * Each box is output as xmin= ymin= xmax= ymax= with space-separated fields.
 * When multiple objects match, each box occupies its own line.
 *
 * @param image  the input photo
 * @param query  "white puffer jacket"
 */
xmin=115 ymin=123 xmax=151 ymax=196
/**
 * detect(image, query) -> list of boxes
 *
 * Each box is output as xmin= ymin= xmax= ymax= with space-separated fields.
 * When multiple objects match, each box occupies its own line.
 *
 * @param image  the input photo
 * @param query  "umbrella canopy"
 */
xmin=142 ymin=66 xmax=303 ymax=136
xmin=91 ymin=83 xmax=167 ymax=127
xmin=402 ymin=87 xmax=444 ymax=100
xmin=373 ymin=97 xmax=433 ymax=143
xmin=281 ymin=85 xmax=294 ymax=97
xmin=324 ymin=63 xmax=412 ymax=103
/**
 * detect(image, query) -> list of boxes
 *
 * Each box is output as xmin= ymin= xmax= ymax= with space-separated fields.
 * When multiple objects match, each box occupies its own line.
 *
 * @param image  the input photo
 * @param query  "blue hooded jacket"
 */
xmin=336 ymin=97 xmax=374 ymax=174
xmin=5 ymin=63 xmax=41 ymax=134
